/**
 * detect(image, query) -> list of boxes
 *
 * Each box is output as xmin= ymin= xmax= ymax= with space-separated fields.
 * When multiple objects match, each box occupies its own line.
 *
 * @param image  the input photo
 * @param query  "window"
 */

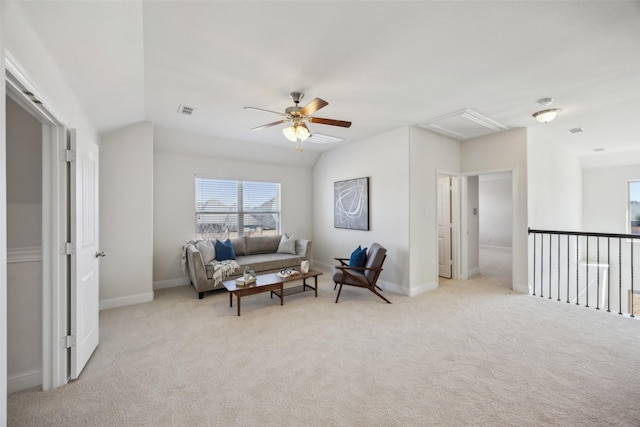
xmin=629 ymin=181 xmax=640 ymax=235
xmin=195 ymin=178 xmax=281 ymax=240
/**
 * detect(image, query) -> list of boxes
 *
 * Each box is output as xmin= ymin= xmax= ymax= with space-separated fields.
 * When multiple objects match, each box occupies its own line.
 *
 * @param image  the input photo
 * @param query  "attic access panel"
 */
xmin=419 ymin=108 xmax=508 ymax=140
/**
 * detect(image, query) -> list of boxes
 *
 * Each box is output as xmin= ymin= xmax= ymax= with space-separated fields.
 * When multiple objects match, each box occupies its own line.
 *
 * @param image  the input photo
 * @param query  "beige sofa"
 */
xmin=185 ymin=234 xmax=312 ymax=299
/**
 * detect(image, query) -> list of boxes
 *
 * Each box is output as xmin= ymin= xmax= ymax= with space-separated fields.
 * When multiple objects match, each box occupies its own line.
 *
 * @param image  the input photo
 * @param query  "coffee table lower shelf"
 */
xmin=271 ymin=283 xmax=316 ymax=298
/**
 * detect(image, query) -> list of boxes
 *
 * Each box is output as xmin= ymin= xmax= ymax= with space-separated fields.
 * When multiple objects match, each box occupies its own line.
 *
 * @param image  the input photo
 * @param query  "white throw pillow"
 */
xmin=195 ymin=240 xmax=216 ymax=263
xmin=277 ymin=234 xmax=296 ymax=255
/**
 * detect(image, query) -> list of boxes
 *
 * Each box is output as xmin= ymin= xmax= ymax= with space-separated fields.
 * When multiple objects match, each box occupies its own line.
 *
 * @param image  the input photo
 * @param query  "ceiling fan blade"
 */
xmin=299 ymin=98 xmax=328 ymax=116
xmin=244 ymin=106 xmax=286 ymax=116
xmin=308 ymin=117 xmax=352 ymax=128
xmin=251 ymin=120 xmax=288 ymax=131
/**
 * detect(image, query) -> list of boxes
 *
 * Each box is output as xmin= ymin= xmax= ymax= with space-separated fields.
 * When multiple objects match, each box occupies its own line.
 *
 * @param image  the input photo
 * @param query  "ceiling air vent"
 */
xmin=307 ymin=133 xmax=344 ymax=145
xmin=177 ymin=105 xmax=195 ymax=116
xmin=418 ymin=108 xmax=508 ymax=140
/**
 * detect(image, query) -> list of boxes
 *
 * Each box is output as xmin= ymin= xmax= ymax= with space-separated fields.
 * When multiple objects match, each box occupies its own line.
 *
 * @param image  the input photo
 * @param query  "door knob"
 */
xmin=95 ymin=251 xmax=107 ymax=258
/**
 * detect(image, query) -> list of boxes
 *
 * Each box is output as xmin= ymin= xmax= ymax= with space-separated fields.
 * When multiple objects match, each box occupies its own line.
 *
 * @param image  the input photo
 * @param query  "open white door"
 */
xmin=69 ymin=129 xmax=100 ymax=380
xmin=437 ymin=176 xmax=453 ymax=278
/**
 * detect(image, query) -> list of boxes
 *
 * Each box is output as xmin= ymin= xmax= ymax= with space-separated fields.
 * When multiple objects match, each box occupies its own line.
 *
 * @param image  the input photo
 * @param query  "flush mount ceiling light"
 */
xmin=532 ymin=108 xmax=561 ymax=124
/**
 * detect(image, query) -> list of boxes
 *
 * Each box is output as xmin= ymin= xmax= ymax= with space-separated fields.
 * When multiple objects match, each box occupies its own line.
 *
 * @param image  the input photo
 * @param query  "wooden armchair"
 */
xmin=332 ymin=243 xmax=390 ymax=303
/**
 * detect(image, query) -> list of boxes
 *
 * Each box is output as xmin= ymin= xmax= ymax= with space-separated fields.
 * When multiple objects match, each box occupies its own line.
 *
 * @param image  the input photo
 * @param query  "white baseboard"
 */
xmin=376 ymin=280 xmax=407 ymax=296
xmin=153 ymin=277 xmax=190 ymax=290
xmin=311 ymin=260 xmax=332 ymax=273
xmin=100 ymin=292 xmax=154 ymax=311
xmin=479 ymin=244 xmax=512 ymax=252
xmin=407 ymin=280 xmax=438 ymax=297
xmin=468 ymin=267 xmax=480 ymax=277
xmin=8 ymin=369 xmax=41 ymax=393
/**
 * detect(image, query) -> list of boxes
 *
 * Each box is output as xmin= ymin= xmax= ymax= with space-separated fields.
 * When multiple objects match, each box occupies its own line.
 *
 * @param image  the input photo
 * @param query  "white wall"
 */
xmin=6 ymin=96 xmax=43 ymax=393
xmin=0 ymin=2 xmax=7 ymax=419
xmin=153 ymin=126 xmax=314 ymax=290
xmin=461 ymin=128 xmax=528 ymax=293
xmin=100 ymin=122 xmax=154 ymax=309
xmin=527 ymin=127 xmax=582 ymax=230
xmin=409 ymin=127 xmax=460 ymax=294
xmin=583 ymin=164 xmax=640 ymax=233
xmin=479 ymin=173 xmax=512 ymax=248
xmin=313 ymin=127 xmax=410 ymax=294
xmin=2 ymin=2 xmax=97 ymax=140
xmin=6 ymin=96 xmax=42 ymax=247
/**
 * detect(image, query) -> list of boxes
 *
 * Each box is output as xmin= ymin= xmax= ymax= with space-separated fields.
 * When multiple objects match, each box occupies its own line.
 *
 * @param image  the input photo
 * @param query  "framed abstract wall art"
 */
xmin=334 ymin=177 xmax=369 ymax=230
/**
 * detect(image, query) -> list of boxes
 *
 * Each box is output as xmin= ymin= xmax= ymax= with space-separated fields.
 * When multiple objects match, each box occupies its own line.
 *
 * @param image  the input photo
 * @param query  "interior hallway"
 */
xmin=475 ymin=246 xmax=513 ymax=290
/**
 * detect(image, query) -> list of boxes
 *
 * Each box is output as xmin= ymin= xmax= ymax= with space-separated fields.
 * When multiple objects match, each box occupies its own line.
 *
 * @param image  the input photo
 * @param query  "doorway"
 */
xmin=6 ymin=94 xmax=43 ymax=393
xmin=5 ymin=59 xmax=101 ymax=391
xmin=6 ymin=63 xmax=70 ymax=392
xmin=465 ymin=171 xmax=514 ymax=290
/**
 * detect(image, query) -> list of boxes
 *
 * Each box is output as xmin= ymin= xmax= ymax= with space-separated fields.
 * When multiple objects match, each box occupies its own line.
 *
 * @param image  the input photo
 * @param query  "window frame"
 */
xmin=194 ymin=176 xmax=281 ymax=240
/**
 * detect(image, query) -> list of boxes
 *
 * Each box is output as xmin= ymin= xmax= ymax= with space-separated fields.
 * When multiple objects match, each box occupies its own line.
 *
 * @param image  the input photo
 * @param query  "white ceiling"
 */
xmin=14 ymin=1 xmax=640 ymax=165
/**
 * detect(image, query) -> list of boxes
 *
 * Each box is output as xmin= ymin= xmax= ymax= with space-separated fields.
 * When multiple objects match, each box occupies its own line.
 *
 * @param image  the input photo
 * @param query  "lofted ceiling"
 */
xmin=12 ymin=1 xmax=640 ymax=165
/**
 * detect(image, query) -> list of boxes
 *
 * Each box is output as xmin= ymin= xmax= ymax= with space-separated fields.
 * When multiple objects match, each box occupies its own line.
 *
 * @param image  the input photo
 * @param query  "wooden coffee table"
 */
xmin=222 ymin=273 xmax=284 ymax=316
xmin=222 ymin=269 xmax=323 ymax=316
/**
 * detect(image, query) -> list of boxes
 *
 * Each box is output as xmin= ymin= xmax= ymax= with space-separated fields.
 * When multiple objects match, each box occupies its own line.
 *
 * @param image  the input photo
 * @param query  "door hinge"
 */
xmin=65 ymin=242 xmax=75 ymax=255
xmin=61 ymin=335 xmax=76 ymax=349
xmin=60 ymin=149 xmax=76 ymax=162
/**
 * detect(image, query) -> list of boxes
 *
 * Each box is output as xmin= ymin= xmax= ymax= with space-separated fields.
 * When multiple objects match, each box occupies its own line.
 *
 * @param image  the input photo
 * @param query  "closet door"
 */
xmin=69 ymin=129 xmax=100 ymax=380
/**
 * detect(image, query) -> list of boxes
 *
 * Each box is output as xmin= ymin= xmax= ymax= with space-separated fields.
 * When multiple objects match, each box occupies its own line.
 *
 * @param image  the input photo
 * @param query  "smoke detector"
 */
xmin=536 ymin=97 xmax=554 ymax=107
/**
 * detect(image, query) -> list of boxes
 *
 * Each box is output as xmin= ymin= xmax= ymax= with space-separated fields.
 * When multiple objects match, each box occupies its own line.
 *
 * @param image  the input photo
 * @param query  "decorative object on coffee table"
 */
xmin=243 ymin=266 xmax=257 ymax=281
xmin=277 ymin=268 xmax=299 ymax=278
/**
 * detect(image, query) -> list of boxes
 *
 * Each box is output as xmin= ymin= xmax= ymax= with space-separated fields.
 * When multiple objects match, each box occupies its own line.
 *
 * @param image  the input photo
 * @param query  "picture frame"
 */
xmin=334 ymin=177 xmax=369 ymax=230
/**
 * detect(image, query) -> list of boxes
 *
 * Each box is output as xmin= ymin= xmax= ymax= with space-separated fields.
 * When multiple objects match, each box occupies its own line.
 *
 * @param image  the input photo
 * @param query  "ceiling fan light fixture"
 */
xmin=283 ymin=126 xmax=298 ymax=142
xmin=296 ymin=125 xmax=311 ymax=141
xmin=533 ymin=108 xmax=561 ymax=124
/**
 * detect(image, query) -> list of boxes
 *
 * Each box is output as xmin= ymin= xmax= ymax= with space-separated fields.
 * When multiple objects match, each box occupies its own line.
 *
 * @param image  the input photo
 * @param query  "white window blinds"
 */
xmin=195 ymin=177 xmax=281 ymax=239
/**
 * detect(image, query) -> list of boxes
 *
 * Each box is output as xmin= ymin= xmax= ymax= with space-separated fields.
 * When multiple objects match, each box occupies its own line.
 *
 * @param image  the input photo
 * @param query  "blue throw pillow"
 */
xmin=349 ymin=246 xmax=367 ymax=274
xmin=215 ymin=239 xmax=236 ymax=261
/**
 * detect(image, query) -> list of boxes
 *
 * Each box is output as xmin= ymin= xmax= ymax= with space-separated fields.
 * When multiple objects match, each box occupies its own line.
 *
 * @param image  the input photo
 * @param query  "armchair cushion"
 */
xmin=215 ymin=239 xmax=236 ymax=261
xmin=333 ymin=266 xmax=369 ymax=287
xmin=349 ymin=246 xmax=367 ymax=273
xmin=364 ymin=243 xmax=386 ymax=284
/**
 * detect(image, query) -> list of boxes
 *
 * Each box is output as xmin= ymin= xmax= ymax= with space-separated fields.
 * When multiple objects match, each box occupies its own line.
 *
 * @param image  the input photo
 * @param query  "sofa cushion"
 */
xmin=277 ymin=234 xmax=297 ymax=254
xmin=245 ymin=235 xmax=282 ymax=255
xmin=215 ymin=239 xmax=236 ymax=261
xmin=229 ymin=237 xmax=246 ymax=256
xmin=195 ymin=240 xmax=215 ymax=263
xmin=235 ymin=253 xmax=304 ymax=274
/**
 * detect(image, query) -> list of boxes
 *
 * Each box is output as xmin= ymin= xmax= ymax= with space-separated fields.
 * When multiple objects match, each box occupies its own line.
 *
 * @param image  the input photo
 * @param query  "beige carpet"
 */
xmin=8 ymin=273 xmax=640 ymax=426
